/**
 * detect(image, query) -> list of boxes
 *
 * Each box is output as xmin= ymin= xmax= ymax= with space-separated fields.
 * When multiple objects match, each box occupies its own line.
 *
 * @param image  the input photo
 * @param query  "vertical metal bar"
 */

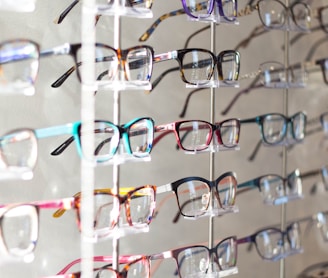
xmin=280 ymin=0 xmax=290 ymax=277
xmin=208 ymin=20 xmax=216 ymax=261
xmin=80 ymin=0 xmax=96 ymax=277
xmin=112 ymin=0 xmax=122 ymax=271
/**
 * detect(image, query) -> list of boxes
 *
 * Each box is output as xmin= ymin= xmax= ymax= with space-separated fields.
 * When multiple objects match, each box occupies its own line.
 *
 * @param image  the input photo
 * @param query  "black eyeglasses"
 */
xmin=151 ymin=49 xmax=240 ymax=91
xmin=152 ymin=48 xmax=240 ymax=89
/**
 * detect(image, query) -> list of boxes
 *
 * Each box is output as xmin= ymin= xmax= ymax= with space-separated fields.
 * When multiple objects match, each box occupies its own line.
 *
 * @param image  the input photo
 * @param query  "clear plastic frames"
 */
xmin=0 ymin=204 xmax=39 ymax=263
xmin=0 ymin=129 xmax=37 ymax=180
xmin=0 ymin=39 xmax=40 ymax=95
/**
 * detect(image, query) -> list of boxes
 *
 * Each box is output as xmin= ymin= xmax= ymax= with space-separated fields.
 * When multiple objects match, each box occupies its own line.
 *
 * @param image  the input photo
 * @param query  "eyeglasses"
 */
xmin=52 ymin=186 xmax=156 ymax=240
xmin=237 ymin=0 xmax=312 ymax=31
xmin=48 ymin=44 xmax=155 ymax=89
xmin=0 ymin=117 xmax=154 ymax=165
xmin=45 ymin=255 xmax=151 ymax=278
xmin=0 ymin=39 xmax=155 ymax=92
xmin=150 ymin=236 xmax=238 ymax=278
xmin=237 ymin=222 xmax=302 ymax=261
xmin=153 ymin=48 xmax=240 ymax=89
xmin=154 ymin=118 xmax=240 ymax=153
xmin=54 ymin=0 xmax=154 ymax=24
xmin=138 ymin=0 xmax=237 ymax=42
xmin=0 ymin=204 xmax=39 ymax=263
xmin=0 ymin=0 xmax=36 ymax=12
xmin=0 ymin=128 xmax=37 ymax=180
xmin=237 ymin=169 xmax=302 ymax=205
xmin=241 ymin=112 xmax=307 ymax=146
xmin=156 ymin=172 xmax=238 ymax=219
xmin=151 ymin=49 xmax=240 ymax=91
xmin=248 ymin=112 xmax=326 ymax=161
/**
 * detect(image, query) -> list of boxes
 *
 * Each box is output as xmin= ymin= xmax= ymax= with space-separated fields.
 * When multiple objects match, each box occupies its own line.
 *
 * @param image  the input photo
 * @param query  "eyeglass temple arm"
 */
xmin=138 ymin=2 xmax=209 ymax=42
xmin=221 ymin=78 xmax=262 ymax=115
xmin=234 ymin=24 xmax=268 ymax=51
xmin=54 ymin=0 xmax=80 ymax=24
xmin=184 ymin=25 xmax=211 ymax=48
xmin=51 ymin=136 xmax=75 ymax=156
xmin=150 ymin=66 xmax=180 ymax=92
xmin=237 ymin=180 xmax=260 ymax=191
xmin=179 ymin=88 xmax=206 ymax=118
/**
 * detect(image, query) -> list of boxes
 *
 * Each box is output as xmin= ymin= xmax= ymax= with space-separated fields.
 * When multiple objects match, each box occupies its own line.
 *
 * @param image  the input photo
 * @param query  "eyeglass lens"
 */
xmin=0 ymin=129 xmax=37 ymax=172
xmin=259 ymin=62 xmax=306 ymax=88
xmin=180 ymin=50 xmax=215 ymax=85
xmin=1 ymin=205 xmax=38 ymax=259
xmin=183 ymin=0 xmax=236 ymax=20
xmin=219 ymin=51 xmax=240 ymax=83
xmin=0 ymin=40 xmax=39 ymax=95
xmin=257 ymin=0 xmax=311 ymax=31
xmin=316 ymin=212 xmax=328 ymax=241
xmin=177 ymin=238 xmax=236 ymax=277
xmin=262 ymin=114 xmax=286 ymax=144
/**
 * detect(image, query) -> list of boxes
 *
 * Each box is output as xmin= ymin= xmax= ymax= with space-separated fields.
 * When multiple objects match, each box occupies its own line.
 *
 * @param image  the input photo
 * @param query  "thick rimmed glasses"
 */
xmin=1 ymin=117 xmax=154 ymax=165
xmin=154 ymin=118 xmax=240 ymax=153
xmin=240 ymin=112 xmax=306 ymax=145
xmin=0 ymin=39 xmax=155 ymax=92
xmin=156 ymin=172 xmax=238 ymax=219
xmin=0 ymin=204 xmax=38 ymax=263
xmin=49 ymin=44 xmax=155 ymax=89
xmin=52 ymin=186 xmax=156 ymax=240
xmin=238 ymin=222 xmax=302 ymax=261
xmin=152 ymin=48 xmax=240 ymax=89
xmin=151 ymin=49 xmax=240 ymax=91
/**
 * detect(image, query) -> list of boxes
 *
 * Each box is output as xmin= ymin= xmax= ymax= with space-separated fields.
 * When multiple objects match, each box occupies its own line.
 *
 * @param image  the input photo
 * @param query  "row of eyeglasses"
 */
xmin=0 ymin=111 xmax=309 ymax=180
xmin=1 ymin=38 xmax=328 ymax=95
xmin=40 ymin=210 xmax=327 ymax=278
xmin=2 ymin=186 xmax=327 ymax=276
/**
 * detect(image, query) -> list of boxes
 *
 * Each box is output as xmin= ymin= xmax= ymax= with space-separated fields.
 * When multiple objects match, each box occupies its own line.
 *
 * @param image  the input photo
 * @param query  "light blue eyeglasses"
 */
xmin=0 ymin=117 xmax=155 ymax=166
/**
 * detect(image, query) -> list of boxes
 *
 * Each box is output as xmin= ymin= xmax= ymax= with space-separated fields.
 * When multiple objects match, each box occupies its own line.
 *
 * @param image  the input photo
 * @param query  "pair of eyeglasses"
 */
xmin=0 ymin=117 xmax=154 ymax=170
xmin=237 ymin=0 xmax=312 ymax=31
xmin=238 ymin=222 xmax=302 ymax=261
xmin=237 ymin=169 xmax=302 ymax=205
xmin=55 ymin=0 xmax=154 ymax=24
xmin=151 ymin=49 xmax=240 ymax=91
xmin=155 ymin=172 xmax=238 ymax=219
xmin=0 ymin=0 xmax=35 ymax=12
xmin=0 ymin=39 xmax=155 ymax=93
xmin=153 ymin=118 xmax=240 ymax=153
xmin=52 ymin=186 xmax=156 ymax=240
xmin=240 ymin=112 xmax=307 ymax=146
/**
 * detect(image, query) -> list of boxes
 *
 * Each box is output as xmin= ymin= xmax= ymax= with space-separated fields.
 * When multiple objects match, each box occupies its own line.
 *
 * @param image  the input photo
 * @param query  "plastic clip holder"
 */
xmin=185 ymin=267 xmax=238 ymax=278
xmin=0 ymin=0 xmax=36 ymax=12
xmin=185 ymin=79 xmax=239 ymax=89
xmin=96 ymin=1 xmax=153 ymax=18
xmin=97 ymin=79 xmax=152 ymax=91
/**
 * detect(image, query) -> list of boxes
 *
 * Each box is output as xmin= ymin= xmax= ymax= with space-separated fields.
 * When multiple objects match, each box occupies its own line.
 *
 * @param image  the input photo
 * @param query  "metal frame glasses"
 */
xmin=154 ymin=118 xmax=240 ymax=152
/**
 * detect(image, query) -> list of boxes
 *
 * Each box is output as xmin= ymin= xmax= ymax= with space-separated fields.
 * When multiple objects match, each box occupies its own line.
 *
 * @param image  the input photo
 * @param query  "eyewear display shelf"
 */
xmin=0 ymin=0 xmax=327 ymax=277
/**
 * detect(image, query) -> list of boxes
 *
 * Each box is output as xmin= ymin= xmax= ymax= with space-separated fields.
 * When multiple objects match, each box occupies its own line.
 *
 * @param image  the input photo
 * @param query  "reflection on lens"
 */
xmin=128 ymin=118 xmax=153 ymax=157
xmin=216 ymin=237 xmax=237 ymax=270
xmin=291 ymin=2 xmax=311 ymax=30
xmin=262 ymin=114 xmax=285 ymax=144
xmin=126 ymin=47 xmax=153 ymax=82
xmin=292 ymin=113 xmax=306 ymax=141
xmin=258 ymin=0 xmax=286 ymax=29
xmin=259 ymin=175 xmax=285 ymax=202
xmin=255 ymin=228 xmax=283 ymax=260
xmin=220 ymin=119 xmax=239 ymax=148
xmin=130 ymin=187 xmax=155 ymax=225
xmin=217 ymin=175 xmax=236 ymax=207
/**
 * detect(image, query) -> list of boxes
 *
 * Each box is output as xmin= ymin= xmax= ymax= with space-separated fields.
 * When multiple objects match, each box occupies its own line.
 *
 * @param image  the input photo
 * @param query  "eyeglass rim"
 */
xmin=0 ymin=204 xmax=39 ymax=259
